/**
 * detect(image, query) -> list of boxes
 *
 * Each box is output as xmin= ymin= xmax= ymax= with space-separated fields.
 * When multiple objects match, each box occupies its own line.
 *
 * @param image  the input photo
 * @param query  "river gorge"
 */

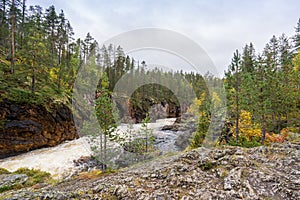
xmin=0 ymin=118 xmax=193 ymax=179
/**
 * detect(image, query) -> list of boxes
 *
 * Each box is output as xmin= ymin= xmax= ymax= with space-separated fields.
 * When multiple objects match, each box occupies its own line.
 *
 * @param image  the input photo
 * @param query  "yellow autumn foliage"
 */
xmin=231 ymin=110 xmax=261 ymax=141
xmin=187 ymin=92 xmax=206 ymax=116
xmin=187 ymin=91 xmax=222 ymax=117
xmin=211 ymin=91 xmax=221 ymax=110
xmin=49 ymin=68 xmax=58 ymax=81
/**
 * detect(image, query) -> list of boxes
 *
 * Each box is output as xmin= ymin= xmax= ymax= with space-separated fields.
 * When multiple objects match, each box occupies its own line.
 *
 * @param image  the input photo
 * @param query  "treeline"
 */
xmin=0 ymin=2 xmax=209 ymax=117
xmin=1 ymin=1 xmax=78 ymax=95
xmin=0 ymin=1 xmax=97 ymax=106
xmin=7 ymin=1 xmax=298 ymax=150
xmin=223 ymin=19 xmax=300 ymax=146
xmin=75 ymin=42 xmax=209 ymax=123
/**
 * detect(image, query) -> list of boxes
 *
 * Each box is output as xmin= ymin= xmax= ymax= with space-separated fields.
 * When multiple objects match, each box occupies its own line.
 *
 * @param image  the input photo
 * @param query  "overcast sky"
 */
xmin=27 ymin=0 xmax=300 ymax=75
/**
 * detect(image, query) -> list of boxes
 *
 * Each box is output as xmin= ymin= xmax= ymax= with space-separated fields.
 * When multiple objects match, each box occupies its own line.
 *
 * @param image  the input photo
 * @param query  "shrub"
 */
xmin=0 ymin=168 xmax=54 ymax=193
xmin=0 ymin=168 xmax=10 ymax=175
xmin=13 ymin=168 xmax=52 ymax=186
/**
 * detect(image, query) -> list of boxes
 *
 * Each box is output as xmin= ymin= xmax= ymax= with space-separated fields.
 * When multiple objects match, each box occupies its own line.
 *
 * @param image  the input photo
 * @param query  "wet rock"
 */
xmin=73 ymin=156 xmax=105 ymax=172
xmin=174 ymin=117 xmax=181 ymax=123
xmin=160 ymin=124 xmax=179 ymax=131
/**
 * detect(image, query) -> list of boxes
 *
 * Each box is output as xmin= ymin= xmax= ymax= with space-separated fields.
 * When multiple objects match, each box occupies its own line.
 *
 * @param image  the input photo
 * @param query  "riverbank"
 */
xmin=1 ymin=142 xmax=299 ymax=199
xmin=0 ymin=117 xmax=190 ymax=179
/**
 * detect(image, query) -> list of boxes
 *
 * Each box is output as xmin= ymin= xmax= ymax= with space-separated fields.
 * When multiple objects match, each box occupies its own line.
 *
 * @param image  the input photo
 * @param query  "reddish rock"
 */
xmin=0 ymin=99 xmax=78 ymax=159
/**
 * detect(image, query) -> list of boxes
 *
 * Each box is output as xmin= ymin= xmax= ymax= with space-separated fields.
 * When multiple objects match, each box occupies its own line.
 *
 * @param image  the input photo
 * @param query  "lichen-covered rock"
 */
xmin=0 ymin=174 xmax=28 ymax=190
xmin=0 ymin=99 xmax=78 ymax=158
xmin=1 ymin=142 xmax=299 ymax=199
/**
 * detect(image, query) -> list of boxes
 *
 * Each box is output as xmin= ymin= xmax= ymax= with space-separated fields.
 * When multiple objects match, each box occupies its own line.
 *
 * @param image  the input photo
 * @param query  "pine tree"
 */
xmin=95 ymin=72 xmax=117 ymax=170
xmin=225 ymin=50 xmax=242 ymax=143
xmin=44 ymin=5 xmax=58 ymax=68
xmin=9 ymin=0 xmax=15 ymax=74
xmin=240 ymin=43 xmax=257 ymax=117
xmin=294 ymin=18 xmax=300 ymax=49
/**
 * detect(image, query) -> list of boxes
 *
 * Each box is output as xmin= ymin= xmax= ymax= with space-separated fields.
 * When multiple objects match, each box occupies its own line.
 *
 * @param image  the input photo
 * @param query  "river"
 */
xmin=0 ymin=118 xmax=180 ymax=179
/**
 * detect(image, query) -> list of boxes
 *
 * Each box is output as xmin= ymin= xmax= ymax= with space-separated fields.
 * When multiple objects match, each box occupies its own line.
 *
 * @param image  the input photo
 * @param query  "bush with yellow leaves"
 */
xmin=231 ymin=110 xmax=261 ymax=141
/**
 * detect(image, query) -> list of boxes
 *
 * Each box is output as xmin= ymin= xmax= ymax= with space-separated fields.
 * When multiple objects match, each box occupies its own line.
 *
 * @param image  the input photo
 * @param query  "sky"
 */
xmin=27 ymin=0 xmax=300 ymax=75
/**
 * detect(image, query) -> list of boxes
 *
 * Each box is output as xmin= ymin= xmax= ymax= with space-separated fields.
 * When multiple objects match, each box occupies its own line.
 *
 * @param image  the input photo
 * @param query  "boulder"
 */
xmin=160 ymin=124 xmax=179 ymax=131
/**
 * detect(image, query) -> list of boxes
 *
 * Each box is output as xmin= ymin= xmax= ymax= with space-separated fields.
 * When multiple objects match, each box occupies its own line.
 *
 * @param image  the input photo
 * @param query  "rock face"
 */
xmin=174 ymin=115 xmax=197 ymax=151
xmin=0 ymin=99 xmax=78 ymax=158
xmin=2 ymin=142 xmax=299 ymax=199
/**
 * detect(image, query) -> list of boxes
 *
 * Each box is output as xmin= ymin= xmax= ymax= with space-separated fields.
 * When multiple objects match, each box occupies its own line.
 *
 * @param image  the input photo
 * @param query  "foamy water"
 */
xmin=0 ymin=118 xmax=177 ymax=179
xmin=0 ymin=137 xmax=91 ymax=179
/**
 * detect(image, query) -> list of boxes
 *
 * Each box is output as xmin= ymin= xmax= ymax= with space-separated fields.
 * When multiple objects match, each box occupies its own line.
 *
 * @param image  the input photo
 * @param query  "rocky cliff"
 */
xmin=1 ymin=142 xmax=299 ymax=199
xmin=0 ymin=99 xmax=78 ymax=158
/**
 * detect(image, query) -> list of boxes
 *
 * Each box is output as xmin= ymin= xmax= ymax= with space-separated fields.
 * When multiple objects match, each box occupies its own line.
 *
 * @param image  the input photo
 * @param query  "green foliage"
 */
xmin=0 ymin=3 xmax=80 ymax=108
xmin=0 ymin=167 xmax=54 ymax=193
xmin=229 ymin=136 xmax=261 ymax=148
xmin=13 ymin=168 xmax=52 ymax=186
xmin=104 ymin=167 xmax=118 ymax=174
xmin=189 ymin=130 xmax=207 ymax=150
xmin=188 ymin=93 xmax=211 ymax=149
xmin=224 ymin=21 xmax=300 ymax=144
xmin=139 ymin=114 xmax=155 ymax=153
xmin=95 ymin=72 xmax=118 ymax=136
xmin=0 ymin=185 xmax=14 ymax=193
xmin=122 ymin=114 xmax=155 ymax=154
xmin=7 ymin=88 xmax=45 ymax=105
xmin=0 ymin=168 xmax=10 ymax=175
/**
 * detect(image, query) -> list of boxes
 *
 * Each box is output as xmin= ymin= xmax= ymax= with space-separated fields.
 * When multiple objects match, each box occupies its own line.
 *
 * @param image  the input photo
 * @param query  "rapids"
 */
xmin=0 ymin=118 xmax=180 ymax=179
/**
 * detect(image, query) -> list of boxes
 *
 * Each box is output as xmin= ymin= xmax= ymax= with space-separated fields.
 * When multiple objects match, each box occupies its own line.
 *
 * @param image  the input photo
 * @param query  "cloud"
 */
xmin=27 ymin=0 xmax=300 ymax=74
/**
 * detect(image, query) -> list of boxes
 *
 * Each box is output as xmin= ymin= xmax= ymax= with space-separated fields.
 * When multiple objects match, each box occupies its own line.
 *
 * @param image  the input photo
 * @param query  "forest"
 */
xmin=0 ymin=0 xmax=300 ymax=150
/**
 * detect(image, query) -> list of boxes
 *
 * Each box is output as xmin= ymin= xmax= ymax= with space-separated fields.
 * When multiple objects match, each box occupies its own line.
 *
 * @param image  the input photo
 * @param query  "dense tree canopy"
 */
xmin=0 ymin=1 xmax=299 ymax=149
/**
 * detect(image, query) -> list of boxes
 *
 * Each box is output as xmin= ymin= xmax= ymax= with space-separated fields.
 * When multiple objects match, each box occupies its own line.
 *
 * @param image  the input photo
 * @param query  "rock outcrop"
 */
xmin=0 ymin=99 xmax=78 ymax=158
xmin=0 ymin=174 xmax=28 ymax=190
xmin=1 ymin=142 xmax=299 ymax=199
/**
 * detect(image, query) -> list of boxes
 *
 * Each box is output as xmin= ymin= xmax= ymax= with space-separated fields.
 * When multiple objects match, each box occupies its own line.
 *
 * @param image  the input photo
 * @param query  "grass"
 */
xmin=13 ymin=168 xmax=52 ymax=186
xmin=220 ymin=169 xmax=229 ymax=178
xmin=76 ymin=169 xmax=103 ymax=179
xmin=76 ymin=168 xmax=118 ymax=180
xmin=0 ymin=73 xmax=72 ymax=110
xmin=0 ymin=168 xmax=10 ymax=175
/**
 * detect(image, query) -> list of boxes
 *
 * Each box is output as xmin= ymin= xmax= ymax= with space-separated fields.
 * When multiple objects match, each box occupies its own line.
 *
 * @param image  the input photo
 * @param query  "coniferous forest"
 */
xmin=0 ymin=0 xmax=300 ymax=150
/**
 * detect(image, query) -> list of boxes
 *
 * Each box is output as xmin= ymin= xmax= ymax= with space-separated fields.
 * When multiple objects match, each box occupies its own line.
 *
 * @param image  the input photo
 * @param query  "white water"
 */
xmin=0 ymin=137 xmax=91 ymax=179
xmin=0 ymin=118 xmax=178 ymax=179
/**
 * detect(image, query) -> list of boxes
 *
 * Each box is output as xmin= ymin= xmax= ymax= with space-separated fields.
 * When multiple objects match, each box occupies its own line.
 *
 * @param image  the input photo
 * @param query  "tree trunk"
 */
xmin=235 ymin=113 xmax=239 ymax=143
xmin=277 ymin=113 xmax=281 ymax=134
xmin=261 ymin=114 xmax=266 ymax=144
xmin=1 ymin=0 xmax=7 ymax=46
xmin=271 ymin=113 xmax=275 ymax=132
xmin=99 ymin=131 xmax=103 ymax=170
xmin=20 ymin=0 xmax=25 ymax=48
xmin=31 ymin=37 xmax=36 ymax=93
xmin=235 ymin=64 xmax=239 ymax=143
xmin=57 ymin=45 xmax=62 ymax=91
xmin=103 ymin=133 xmax=107 ymax=171
xmin=10 ymin=0 xmax=15 ymax=74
